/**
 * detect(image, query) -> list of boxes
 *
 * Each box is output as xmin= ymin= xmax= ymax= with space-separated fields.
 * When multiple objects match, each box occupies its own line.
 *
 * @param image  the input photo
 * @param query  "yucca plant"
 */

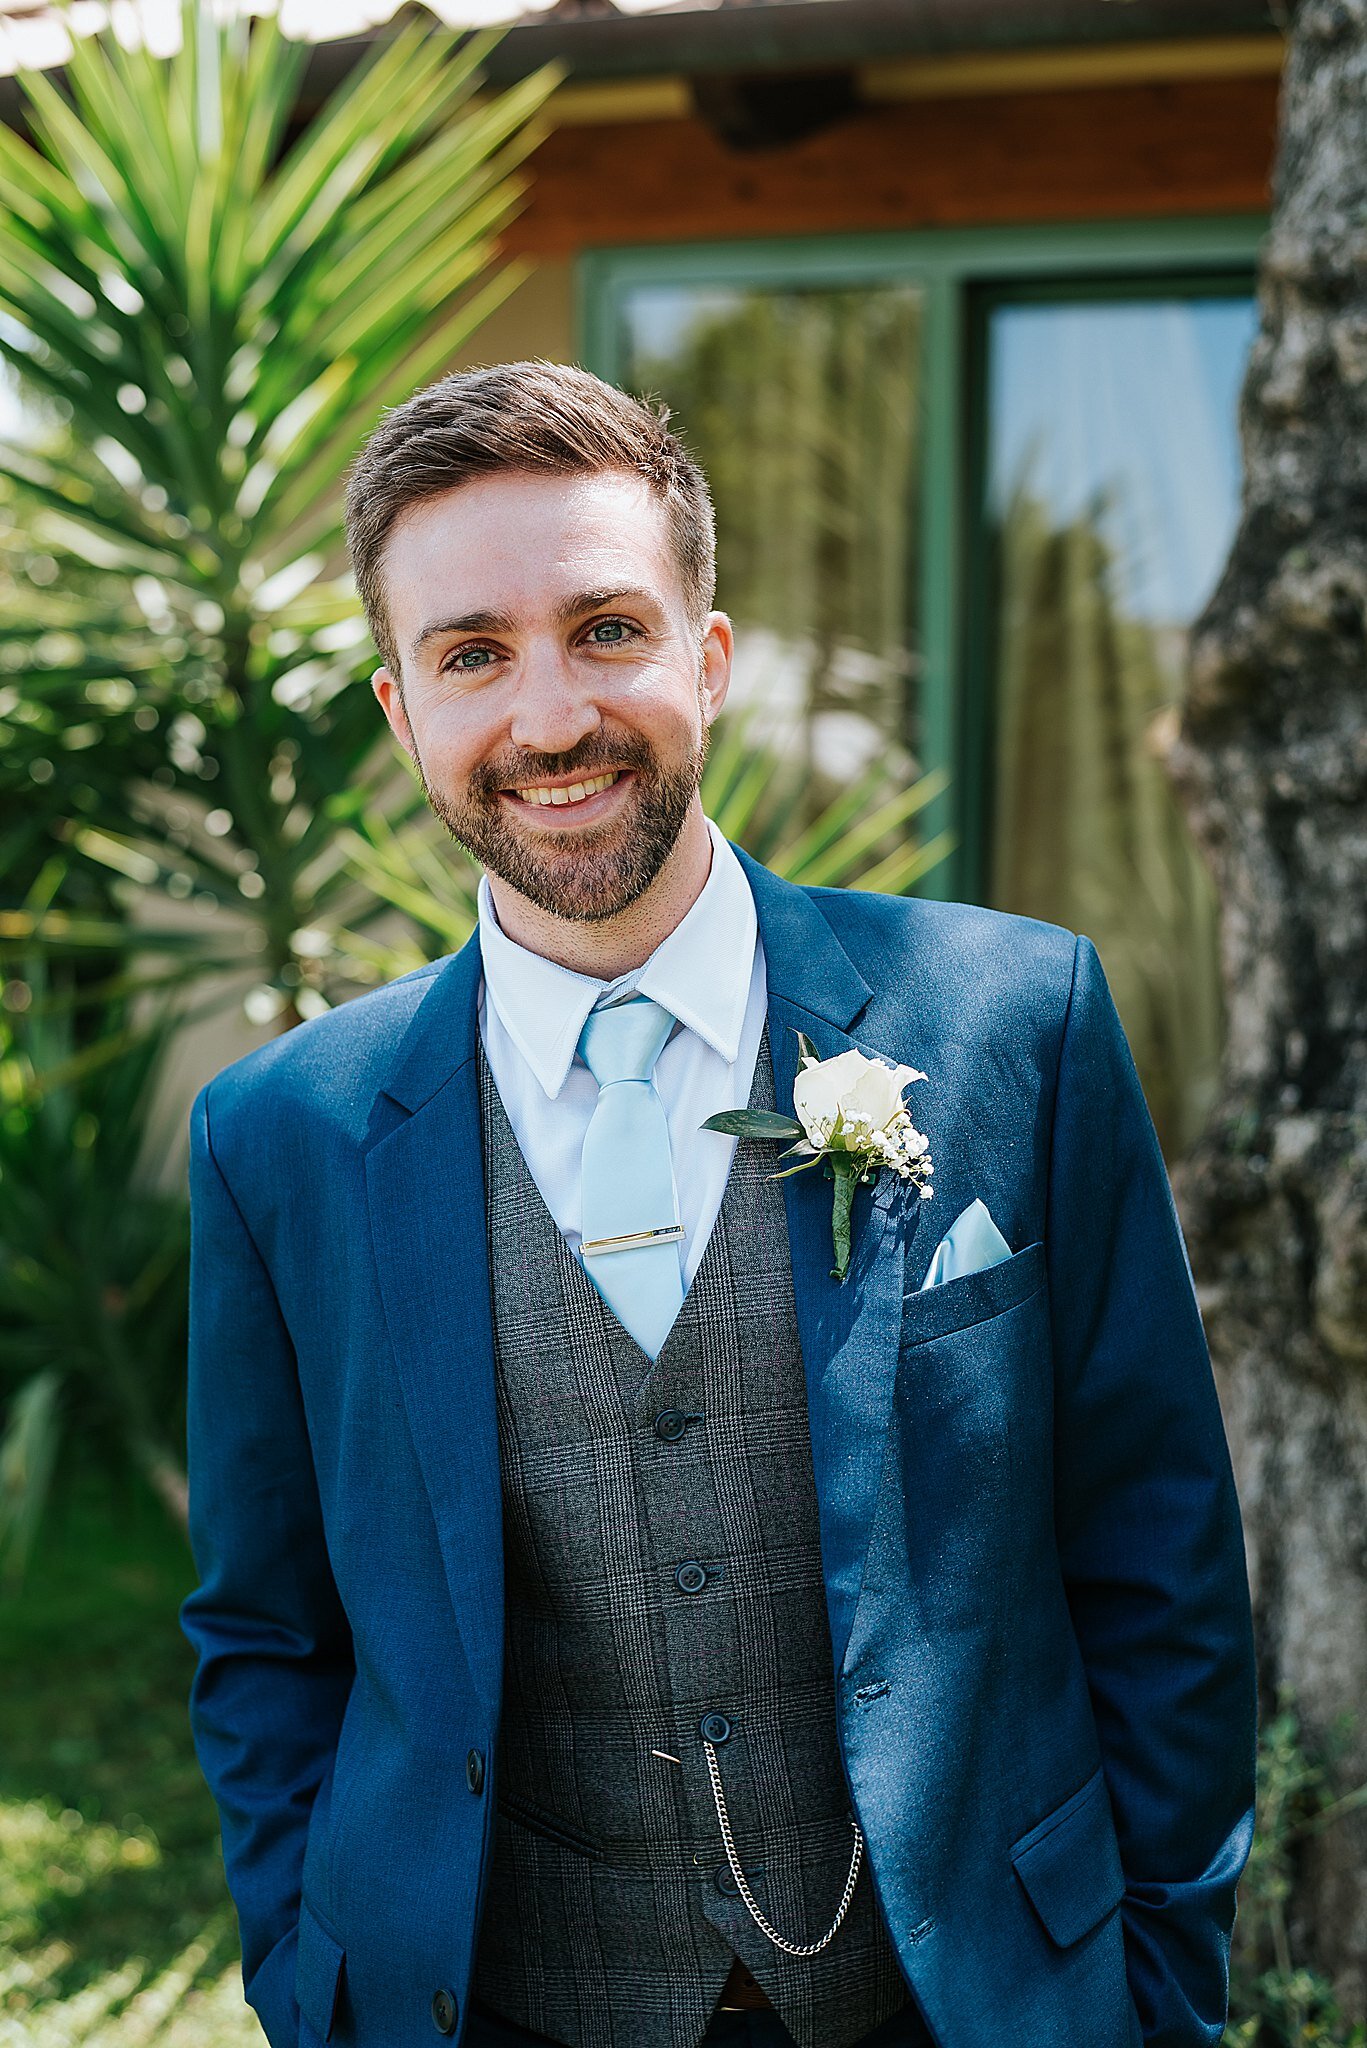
xmin=0 ymin=471 xmax=229 ymax=1014
xmin=335 ymin=708 xmax=955 ymax=968
xmin=701 ymin=710 xmax=952 ymax=894
xmin=0 ymin=971 xmax=191 ymax=1585
xmin=0 ymin=1 xmax=560 ymax=1028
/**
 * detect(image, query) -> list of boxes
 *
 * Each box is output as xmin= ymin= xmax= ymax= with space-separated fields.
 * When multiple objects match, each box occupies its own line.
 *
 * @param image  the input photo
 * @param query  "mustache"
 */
xmin=472 ymin=730 xmax=660 ymax=795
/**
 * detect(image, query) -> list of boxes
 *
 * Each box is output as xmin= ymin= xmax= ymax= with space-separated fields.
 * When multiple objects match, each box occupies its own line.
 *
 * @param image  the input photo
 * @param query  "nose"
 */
xmin=507 ymin=640 xmax=600 ymax=757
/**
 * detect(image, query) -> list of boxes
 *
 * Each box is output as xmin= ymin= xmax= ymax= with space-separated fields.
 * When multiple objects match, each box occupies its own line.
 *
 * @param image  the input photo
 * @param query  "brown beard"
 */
xmin=412 ymin=719 xmax=709 ymax=924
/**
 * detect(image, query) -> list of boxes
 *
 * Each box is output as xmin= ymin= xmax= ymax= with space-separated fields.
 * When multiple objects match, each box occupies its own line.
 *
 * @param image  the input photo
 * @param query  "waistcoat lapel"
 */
xmin=735 ymin=847 xmax=927 ymax=1673
xmin=364 ymin=930 xmax=504 ymax=1712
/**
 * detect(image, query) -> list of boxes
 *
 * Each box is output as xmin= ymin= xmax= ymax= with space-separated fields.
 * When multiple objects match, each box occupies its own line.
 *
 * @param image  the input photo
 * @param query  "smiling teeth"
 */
xmin=516 ymin=771 xmax=619 ymax=806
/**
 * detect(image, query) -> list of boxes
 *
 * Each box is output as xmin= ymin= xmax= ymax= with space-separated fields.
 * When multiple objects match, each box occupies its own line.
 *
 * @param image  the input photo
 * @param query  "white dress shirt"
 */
xmin=476 ymin=817 xmax=768 ymax=1289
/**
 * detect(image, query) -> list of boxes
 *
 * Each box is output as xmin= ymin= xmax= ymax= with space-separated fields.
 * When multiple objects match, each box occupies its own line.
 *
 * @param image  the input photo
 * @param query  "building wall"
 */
xmin=452 ymin=257 xmax=576 ymax=372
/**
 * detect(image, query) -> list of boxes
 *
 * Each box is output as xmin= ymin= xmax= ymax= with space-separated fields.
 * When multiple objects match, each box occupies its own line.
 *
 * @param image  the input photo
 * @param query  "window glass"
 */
xmin=617 ymin=285 xmax=926 ymax=842
xmin=982 ymin=293 xmax=1257 ymax=1154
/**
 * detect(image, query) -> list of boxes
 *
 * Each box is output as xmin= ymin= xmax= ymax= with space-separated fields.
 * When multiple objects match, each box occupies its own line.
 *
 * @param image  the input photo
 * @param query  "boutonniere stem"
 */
xmin=703 ymin=1033 xmax=933 ymax=1280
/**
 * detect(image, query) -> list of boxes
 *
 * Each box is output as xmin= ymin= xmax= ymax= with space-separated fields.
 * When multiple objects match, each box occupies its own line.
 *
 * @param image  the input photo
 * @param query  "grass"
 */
xmin=0 ymin=1460 xmax=262 ymax=2047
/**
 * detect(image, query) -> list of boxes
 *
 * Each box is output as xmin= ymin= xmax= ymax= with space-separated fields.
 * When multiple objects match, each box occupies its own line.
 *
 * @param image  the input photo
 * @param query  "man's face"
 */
xmin=371 ymin=470 xmax=732 ymax=923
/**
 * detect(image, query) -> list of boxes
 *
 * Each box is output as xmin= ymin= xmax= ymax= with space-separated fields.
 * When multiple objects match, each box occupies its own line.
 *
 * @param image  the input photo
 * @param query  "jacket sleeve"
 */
xmin=178 ymin=1078 xmax=355 ymax=2048
xmin=1046 ymin=935 xmax=1258 ymax=2048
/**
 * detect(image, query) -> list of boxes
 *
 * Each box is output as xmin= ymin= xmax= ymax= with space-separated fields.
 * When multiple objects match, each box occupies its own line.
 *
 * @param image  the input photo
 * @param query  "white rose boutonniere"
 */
xmin=702 ymin=1033 xmax=933 ymax=1281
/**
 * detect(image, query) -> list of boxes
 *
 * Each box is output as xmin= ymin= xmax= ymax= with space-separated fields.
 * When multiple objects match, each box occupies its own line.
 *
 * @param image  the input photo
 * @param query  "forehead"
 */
xmin=380 ymin=470 xmax=682 ymax=640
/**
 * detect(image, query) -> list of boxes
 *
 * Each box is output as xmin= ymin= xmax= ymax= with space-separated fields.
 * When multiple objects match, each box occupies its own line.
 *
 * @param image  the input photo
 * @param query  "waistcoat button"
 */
xmin=675 ymin=1560 xmax=708 ymax=1594
xmin=700 ymin=1712 xmax=732 ymax=1744
xmin=715 ymin=1861 xmax=764 ymax=1896
xmin=431 ymin=1988 xmax=458 ymax=2034
xmin=466 ymin=1748 xmax=484 ymax=1794
xmin=654 ymin=1409 xmax=689 ymax=1441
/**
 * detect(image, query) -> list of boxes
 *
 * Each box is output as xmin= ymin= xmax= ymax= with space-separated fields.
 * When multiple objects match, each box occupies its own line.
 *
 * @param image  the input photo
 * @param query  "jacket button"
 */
xmin=466 ymin=1747 xmax=484 ymax=1794
xmin=431 ymin=1988 xmax=458 ymax=2034
xmin=700 ymin=1712 xmax=732 ymax=1744
xmin=675 ymin=1560 xmax=707 ymax=1594
xmin=654 ymin=1408 xmax=690 ymax=1441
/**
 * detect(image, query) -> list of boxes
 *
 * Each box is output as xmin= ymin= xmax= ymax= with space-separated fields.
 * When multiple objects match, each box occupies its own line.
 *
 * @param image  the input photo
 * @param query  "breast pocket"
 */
xmin=900 ymin=1238 xmax=1046 ymax=1349
xmin=891 ymin=1239 xmax=1051 ymax=1553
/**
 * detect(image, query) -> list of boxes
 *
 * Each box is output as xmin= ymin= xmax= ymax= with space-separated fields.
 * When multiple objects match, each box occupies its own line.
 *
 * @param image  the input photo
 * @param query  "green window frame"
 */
xmin=577 ymin=216 xmax=1265 ymax=902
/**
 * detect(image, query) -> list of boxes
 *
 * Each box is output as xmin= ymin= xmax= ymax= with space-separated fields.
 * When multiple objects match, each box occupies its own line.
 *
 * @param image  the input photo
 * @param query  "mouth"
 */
xmin=499 ymin=768 xmax=632 ymax=823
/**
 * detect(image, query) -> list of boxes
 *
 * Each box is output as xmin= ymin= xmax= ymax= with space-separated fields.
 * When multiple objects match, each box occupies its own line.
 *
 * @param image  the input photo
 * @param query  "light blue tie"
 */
xmin=577 ymin=994 xmax=684 ymax=1360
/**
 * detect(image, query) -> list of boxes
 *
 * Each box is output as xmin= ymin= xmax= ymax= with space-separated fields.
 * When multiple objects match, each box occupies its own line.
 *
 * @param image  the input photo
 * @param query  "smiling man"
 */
xmin=179 ymin=362 xmax=1258 ymax=2048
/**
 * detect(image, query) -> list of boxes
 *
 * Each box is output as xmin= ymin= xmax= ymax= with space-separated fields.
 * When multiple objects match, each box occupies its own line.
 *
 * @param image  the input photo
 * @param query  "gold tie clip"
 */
xmin=582 ymin=1224 xmax=685 ymax=1259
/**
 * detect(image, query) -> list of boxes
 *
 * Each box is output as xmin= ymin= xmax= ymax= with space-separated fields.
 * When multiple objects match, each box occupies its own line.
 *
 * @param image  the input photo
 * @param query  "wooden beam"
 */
xmin=504 ymin=75 xmax=1279 ymax=256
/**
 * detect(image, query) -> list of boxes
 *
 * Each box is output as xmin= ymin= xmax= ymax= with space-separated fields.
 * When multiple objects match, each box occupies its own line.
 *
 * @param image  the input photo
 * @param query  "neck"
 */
xmin=486 ymin=800 xmax=714 ymax=979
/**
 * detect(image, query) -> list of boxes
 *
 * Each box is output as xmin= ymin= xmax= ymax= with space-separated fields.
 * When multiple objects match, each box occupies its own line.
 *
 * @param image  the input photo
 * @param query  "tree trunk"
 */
xmin=1167 ymin=0 xmax=1367 ymax=2015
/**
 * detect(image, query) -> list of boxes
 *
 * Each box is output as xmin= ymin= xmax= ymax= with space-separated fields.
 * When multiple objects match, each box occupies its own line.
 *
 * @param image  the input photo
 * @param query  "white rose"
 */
xmin=842 ymin=1058 xmax=925 ymax=1133
xmin=791 ymin=1048 xmax=865 ymax=1143
xmin=792 ymin=1048 xmax=926 ymax=1150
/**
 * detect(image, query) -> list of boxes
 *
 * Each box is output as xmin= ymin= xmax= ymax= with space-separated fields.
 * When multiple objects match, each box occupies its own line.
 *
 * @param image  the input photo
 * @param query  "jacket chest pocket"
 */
xmin=892 ymin=1244 xmax=1051 ymax=1523
xmin=899 ymin=1239 xmax=1046 ymax=1347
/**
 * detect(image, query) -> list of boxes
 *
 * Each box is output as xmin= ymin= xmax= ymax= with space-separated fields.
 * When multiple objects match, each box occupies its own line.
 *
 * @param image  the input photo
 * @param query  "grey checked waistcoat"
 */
xmin=468 ymin=1026 xmax=918 ymax=2048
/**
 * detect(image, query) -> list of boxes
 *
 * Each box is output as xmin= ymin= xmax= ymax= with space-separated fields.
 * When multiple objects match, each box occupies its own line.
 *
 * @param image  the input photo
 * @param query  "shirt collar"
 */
xmin=477 ymin=816 xmax=758 ymax=1101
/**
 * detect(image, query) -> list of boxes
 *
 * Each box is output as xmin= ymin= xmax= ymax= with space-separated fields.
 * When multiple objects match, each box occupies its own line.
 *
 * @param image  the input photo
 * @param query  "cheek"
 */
xmin=411 ymin=693 xmax=498 ymax=775
xmin=616 ymin=664 xmax=705 ymax=736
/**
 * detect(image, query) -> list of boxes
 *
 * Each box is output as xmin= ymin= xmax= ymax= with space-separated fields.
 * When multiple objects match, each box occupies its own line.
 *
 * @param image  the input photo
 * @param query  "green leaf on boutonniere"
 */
xmin=767 ymin=1153 xmax=826 ymax=1181
xmin=829 ymin=1156 xmax=859 ymax=1280
xmin=700 ymin=1109 xmax=803 ymax=1140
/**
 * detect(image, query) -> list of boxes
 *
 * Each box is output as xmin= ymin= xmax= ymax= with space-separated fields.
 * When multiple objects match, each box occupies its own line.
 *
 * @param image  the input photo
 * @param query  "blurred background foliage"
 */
xmin=629 ymin=286 xmax=927 ymax=776
xmin=986 ymin=479 xmax=1224 ymax=1166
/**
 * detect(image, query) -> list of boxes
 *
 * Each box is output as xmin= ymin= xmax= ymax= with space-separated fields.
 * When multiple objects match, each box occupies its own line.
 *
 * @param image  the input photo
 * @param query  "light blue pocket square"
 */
xmin=919 ymin=1197 xmax=1013 ymax=1291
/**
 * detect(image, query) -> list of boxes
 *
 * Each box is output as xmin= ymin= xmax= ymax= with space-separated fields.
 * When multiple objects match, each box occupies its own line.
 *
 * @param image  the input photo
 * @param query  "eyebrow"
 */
xmin=409 ymin=587 xmax=661 ymax=659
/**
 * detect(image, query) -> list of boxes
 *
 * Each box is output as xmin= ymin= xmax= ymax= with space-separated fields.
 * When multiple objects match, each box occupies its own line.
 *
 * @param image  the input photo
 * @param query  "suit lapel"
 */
xmin=738 ymin=848 xmax=928 ymax=1674
xmin=364 ymin=931 xmax=504 ymax=1713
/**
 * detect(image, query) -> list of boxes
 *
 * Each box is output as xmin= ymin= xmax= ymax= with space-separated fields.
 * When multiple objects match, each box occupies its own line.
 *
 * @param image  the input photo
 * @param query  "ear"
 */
xmin=698 ymin=612 xmax=733 ymax=727
xmin=371 ymin=664 xmax=417 ymax=761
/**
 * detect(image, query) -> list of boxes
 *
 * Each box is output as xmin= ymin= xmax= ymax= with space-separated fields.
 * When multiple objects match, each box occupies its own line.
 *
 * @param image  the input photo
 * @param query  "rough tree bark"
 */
xmin=1168 ymin=0 xmax=1367 ymax=2013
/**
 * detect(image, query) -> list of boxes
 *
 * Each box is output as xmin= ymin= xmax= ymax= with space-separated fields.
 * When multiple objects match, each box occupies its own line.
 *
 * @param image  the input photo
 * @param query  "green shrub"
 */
xmin=1225 ymin=1692 xmax=1367 ymax=2046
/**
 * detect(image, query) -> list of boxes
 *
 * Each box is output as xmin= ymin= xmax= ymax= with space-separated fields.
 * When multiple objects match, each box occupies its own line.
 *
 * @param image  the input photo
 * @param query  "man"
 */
xmin=179 ymin=361 xmax=1258 ymax=2048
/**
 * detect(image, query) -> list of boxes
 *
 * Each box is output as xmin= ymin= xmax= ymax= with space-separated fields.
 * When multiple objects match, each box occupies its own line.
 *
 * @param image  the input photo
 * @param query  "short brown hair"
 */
xmin=344 ymin=359 xmax=717 ymax=679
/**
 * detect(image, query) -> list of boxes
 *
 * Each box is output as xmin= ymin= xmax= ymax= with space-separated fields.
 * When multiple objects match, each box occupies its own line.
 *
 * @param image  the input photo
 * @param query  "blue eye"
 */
xmin=588 ymin=619 xmax=630 ymax=643
xmin=449 ymin=646 xmax=493 ymax=670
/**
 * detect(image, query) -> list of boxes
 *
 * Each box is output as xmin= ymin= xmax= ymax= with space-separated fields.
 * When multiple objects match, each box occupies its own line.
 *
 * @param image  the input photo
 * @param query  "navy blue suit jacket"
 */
xmin=179 ymin=848 xmax=1258 ymax=2048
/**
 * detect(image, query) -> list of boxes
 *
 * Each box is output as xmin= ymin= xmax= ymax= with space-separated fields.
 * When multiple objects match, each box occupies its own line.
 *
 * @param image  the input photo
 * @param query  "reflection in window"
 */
xmin=618 ymin=285 xmax=925 ymax=826
xmin=984 ymin=294 xmax=1256 ymax=1155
